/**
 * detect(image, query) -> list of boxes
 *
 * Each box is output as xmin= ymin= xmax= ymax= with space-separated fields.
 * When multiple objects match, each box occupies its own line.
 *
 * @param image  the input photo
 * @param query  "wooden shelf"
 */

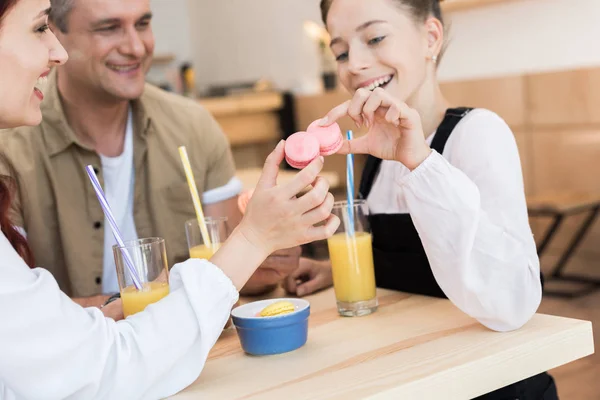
xmin=151 ymin=53 xmax=176 ymax=65
xmin=441 ymin=0 xmax=520 ymax=12
xmin=197 ymin=92 xmax=284 ymax=146
xmin=198 ymin=92 xmax=283 ymax=118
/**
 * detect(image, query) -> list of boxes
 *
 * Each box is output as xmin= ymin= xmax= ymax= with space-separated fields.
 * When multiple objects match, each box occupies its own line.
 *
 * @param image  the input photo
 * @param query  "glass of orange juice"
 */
xmin=185 ymin=217 xmax=237 ymax=329
xmin=113 ymin=237 xmax=170 ymax=317
xmin=328 ymin=200 xmax=377 ymax=317
xmin=185 ymin=217 xmax=228 ymax=260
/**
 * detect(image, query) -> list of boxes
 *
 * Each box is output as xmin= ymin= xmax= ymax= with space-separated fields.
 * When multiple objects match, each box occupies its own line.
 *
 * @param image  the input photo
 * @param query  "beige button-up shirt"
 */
xmin=0 ymin=72 xmax=237 ymax=297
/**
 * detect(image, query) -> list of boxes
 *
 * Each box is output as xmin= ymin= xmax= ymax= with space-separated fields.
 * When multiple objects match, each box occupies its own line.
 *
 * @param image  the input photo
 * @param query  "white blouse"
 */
xmin=368 ymin=108 xmax=541 ymax=332
xmin=0 ymin=231 xmax=239 ymax=400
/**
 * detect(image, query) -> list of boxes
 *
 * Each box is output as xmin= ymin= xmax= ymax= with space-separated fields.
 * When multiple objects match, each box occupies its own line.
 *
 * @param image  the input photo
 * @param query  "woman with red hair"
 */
xmin=0 ymin=1 xmax=338 ymax=398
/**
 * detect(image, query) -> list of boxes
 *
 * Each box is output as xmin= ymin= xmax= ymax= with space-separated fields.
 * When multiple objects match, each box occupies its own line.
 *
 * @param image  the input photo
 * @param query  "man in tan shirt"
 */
xmin=0 ymin=0 xmax=300 ymax=308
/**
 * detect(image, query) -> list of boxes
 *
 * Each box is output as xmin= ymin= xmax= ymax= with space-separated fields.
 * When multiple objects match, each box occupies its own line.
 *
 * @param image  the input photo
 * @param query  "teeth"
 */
xmin=366 ymin=75 xmax=392 ymax=91
xmin=35 ymin=75 xmax=49 ymax=91
xmin=108 ymin=64 xmax=138 ymax=72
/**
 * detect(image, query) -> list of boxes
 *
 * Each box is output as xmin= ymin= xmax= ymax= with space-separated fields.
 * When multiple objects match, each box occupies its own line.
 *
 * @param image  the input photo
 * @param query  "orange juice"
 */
xmin=189 ymin=243 xmax=221 ymax=259
xmin=327 ymin=232 xmax=376 ymax=303
xmin=121 ymin=281 xmax=170 ymax=317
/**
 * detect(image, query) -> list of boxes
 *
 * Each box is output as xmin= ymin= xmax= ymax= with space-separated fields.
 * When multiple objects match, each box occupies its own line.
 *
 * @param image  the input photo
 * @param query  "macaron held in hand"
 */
xmin=284 ymin=119 xmax=344 ymax=169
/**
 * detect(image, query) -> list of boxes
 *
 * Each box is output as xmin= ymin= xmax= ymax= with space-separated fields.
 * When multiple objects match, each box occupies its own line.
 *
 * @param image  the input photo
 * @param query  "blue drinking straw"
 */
xmin=346 ymin=130 xmax=355 ymax=235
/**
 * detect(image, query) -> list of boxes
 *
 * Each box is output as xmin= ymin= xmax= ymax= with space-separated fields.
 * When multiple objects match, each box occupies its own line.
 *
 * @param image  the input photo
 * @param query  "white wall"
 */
xmin=438 ymin=0 xmax=600 ymax=81
xmin=188 ymin=0 xmax=324 ymax=94
xmin=150 ymin=0 xmax=600 ymax=91
xmin=150 ymin=0 xmax=192 ymax=61
xmin=147 ymin=0 xmax=193 ymax=86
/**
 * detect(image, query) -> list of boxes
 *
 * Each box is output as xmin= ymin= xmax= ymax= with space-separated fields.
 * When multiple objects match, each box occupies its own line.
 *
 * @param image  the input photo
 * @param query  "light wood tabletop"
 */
xmin=236 ymin=168 xmax=341 ymax=191
xmin=170 ymin=288 xmax=594 ymax=400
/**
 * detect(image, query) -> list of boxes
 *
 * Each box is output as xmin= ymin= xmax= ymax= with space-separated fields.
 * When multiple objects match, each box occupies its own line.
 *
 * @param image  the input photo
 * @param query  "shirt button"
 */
xmin=95 ymin=276 xmax=102 ymax=285
xmin=93 ymin=221 xmax=102 ymax=230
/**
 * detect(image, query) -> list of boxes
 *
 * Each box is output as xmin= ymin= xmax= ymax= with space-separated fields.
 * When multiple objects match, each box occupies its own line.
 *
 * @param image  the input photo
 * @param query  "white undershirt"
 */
xmin=367 ymin=109 xmax=541 ymax=332
xmin=99 ymin=109 xmax=243 ymax=293
xmin=100 ymin=109 xmax=137 ymax=293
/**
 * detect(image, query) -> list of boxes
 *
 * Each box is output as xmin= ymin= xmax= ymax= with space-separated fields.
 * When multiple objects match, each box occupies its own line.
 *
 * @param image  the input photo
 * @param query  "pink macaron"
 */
xmin=306 ymin=119 xmax=344 ymax=156
xmin=284 ymin=132 xmax=321 ymax=169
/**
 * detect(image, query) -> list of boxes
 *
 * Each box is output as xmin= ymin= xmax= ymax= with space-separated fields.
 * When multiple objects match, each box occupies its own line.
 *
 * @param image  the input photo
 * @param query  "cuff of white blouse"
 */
xmin=169 ymin=258 xmax=239 ymax=303
xmin=395 ymin=149 xmax=444 ymax=188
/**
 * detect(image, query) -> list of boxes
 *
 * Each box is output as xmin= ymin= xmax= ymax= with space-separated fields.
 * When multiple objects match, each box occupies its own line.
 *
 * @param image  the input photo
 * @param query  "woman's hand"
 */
xmin=237 ymin=141 xmax=340 ymax=257
xmin=320 ymin=87 xmax=431 ymax=170
xmin=284 ymin=257 xmax=333 ymax=297
xmin=210 ymin=141 xmax=340 ymax=292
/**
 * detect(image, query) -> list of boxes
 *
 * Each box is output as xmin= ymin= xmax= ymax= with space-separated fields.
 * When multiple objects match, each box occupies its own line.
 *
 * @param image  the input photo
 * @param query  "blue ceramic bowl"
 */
xmin=231 ymin=298 xmax=310 ymax=356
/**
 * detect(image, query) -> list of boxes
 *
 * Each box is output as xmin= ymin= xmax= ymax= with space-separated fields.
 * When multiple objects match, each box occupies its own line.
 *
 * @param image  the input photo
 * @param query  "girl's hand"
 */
xmin=321 ymin=88 xmax=431 ymax=170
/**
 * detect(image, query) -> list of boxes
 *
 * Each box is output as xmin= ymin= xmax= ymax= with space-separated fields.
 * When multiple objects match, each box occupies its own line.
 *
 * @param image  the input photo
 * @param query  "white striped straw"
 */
xmin=85 ymin=166 xmax=142 ymax=290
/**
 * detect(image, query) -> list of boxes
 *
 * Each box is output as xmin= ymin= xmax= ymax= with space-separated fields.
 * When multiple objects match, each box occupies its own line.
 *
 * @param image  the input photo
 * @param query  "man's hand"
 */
xmin=240 ymin=246 xmax=302 ymax=295
xmin=72 ymin=294 xmax=111 ymax=308
xmin=101 ymin=299 xmax=125 ymax=321
xmin=284 ymin=257 xmax=333 ymax=297
xmin=72 ymin=295 xmax=125 ymax=321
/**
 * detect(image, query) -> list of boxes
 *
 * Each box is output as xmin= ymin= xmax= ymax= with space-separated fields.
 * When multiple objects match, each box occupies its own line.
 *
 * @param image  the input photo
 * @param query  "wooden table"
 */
xmin=236 ymin=168 xmax=341 ymax=191
xmin=171 ymin=288 xmax=594 ymax=399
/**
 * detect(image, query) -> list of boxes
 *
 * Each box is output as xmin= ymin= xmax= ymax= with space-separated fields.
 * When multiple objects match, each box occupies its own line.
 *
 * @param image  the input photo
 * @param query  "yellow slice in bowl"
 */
xmin=259 ymin=300 xmax=296 ymax=317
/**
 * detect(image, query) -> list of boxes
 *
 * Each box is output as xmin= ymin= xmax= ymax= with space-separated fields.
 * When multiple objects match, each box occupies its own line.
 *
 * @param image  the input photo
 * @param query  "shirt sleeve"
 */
xmin=202 ymin=176 xmax=243 ymax=205
xmin=396 ymin=109 xmax=541 ymax=332
xmin=0 ymin=232 xmax=239 ymax=399
xmin=194 ymin=109 xmax=238 ymax=194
